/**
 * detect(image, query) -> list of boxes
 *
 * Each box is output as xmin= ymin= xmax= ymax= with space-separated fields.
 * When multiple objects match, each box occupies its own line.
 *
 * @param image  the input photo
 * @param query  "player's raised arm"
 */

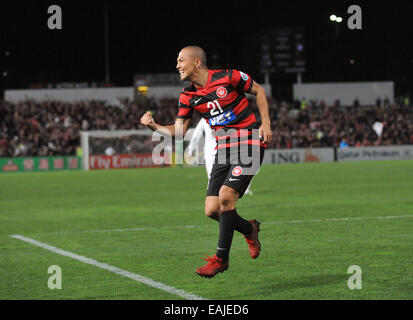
xmin=173 ymin=118 xmax=192 ymax=139
xmin=249 ymin=81 xmax=273 ymax=144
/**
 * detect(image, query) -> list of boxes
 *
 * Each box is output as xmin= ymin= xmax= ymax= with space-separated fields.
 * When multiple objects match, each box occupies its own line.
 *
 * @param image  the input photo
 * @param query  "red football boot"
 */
xmin=195 ymin=254 xmax=229 ymax=278
xmin=244 ymin=220 xmax=261 ymax=259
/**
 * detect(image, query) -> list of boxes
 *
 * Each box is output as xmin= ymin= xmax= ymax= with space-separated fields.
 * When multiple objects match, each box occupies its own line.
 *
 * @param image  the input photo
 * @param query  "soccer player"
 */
xmin=186 ymin=118 xmax=253 ymax=195
xmin=140 ymin=46 xmax=272 ymax=278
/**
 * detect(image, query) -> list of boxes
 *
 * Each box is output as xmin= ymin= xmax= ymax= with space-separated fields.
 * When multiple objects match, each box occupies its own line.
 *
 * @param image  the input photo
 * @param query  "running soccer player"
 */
xmin=186 ymin=118 xmax=253 ymax=195
xmin=140 ymin=46 xmax=272 ymax=278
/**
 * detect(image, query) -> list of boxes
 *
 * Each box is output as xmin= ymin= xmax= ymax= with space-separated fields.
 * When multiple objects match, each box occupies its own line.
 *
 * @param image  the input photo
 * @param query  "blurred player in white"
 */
xmin=186 ymin=119 xmax=253 ymax=195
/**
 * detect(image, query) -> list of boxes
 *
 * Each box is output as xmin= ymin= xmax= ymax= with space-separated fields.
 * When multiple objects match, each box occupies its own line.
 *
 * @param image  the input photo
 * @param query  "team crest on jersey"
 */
xmin=232 ymin=166 xmax=243 ymax=176
xmin=240 ymin=71 xmax=249 ymax=81
xmin=216 ymin=86 xmax=227 ymax=98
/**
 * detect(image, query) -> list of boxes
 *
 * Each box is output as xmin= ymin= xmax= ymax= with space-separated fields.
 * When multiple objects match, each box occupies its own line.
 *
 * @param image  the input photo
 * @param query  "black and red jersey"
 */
xmin=177 ymin=69 xmax=266 ymax=149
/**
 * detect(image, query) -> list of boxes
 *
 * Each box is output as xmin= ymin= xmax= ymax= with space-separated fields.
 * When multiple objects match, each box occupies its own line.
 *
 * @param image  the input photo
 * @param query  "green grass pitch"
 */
xmin=1 ymin=160 xmax=413 ymax=300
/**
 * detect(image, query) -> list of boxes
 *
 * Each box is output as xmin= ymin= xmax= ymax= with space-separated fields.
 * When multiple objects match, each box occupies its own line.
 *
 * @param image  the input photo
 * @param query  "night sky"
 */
xmin=1 ymin=0 xmax=413 ymax=99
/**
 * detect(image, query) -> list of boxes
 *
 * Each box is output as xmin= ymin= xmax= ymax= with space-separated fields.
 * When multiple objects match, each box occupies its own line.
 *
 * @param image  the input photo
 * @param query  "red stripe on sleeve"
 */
xmin=230 ymin=69 xmax=242 ymax=88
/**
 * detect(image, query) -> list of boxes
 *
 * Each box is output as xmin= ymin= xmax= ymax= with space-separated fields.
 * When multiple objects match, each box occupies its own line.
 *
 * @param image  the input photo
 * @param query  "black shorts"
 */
xmin=207 ymin=145 xmax=265 ymax=199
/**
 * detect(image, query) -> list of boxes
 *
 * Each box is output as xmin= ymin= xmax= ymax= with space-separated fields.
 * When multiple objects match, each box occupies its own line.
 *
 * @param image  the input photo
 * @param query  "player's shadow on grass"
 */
xmin=261 ymin=274 xmax=346 ymax=292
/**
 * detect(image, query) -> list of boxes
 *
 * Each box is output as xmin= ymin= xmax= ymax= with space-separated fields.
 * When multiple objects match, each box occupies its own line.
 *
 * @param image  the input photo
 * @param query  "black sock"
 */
xmin=216 ymin=209 xmax=252 ymax=262
xmin=231 ymin=208 xmax=253 ymax=236
xmin=216 ymin=210 xmax=234 ymax=263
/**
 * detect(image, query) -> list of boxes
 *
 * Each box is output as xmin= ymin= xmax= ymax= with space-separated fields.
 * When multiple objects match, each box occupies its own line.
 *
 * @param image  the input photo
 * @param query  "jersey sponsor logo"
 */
xmin=229 ymin=177 xmax=240 ymax=182
xmin=232 ymin=166 xmax=243 ymax=176
xmin=240 ymin=71 xmax=249 ymax=81
xmin=194 ymin=97 xmax=202 ymax=104
xmin=216 ymin=86 xmax=228 ymax=98
xmin=208 ymin=110 xmax=236 ymax=126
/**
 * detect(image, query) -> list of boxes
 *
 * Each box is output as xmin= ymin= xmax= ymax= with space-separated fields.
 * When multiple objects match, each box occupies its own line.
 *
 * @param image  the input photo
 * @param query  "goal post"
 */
xmin=80 ymin=129 xmax=163 ymax=171
xmin=80 ymin=128 xmax=202 ymax=171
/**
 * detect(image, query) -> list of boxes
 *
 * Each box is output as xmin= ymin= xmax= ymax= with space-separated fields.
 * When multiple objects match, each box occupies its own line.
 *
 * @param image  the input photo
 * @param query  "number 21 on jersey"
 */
xmin=207 ymin=100 xmax=223 ymax=116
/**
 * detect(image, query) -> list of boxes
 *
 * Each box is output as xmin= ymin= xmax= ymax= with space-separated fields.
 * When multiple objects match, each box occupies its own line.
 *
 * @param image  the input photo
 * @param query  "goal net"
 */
xmin=80 ymin=129 xmax=203 ymax=170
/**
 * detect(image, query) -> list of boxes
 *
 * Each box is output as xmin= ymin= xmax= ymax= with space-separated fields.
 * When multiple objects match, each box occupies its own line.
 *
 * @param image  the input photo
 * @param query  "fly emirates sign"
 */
xmin=89 ymin=154 xmax=169 ymax=170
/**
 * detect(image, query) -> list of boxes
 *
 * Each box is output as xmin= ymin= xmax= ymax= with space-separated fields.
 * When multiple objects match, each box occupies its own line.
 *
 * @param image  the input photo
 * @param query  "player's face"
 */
xmin=176 ymin=49 xmax=197 ymax=81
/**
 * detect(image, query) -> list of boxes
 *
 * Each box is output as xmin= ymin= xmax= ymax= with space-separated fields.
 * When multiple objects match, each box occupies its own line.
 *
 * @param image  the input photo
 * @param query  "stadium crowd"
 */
xmin=0 ymin=96 xmax=412 ymax=157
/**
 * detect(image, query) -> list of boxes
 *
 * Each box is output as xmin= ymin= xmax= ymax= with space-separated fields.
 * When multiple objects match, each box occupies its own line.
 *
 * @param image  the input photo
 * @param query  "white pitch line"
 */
xmin=10 ymin=234 xmax=206 ymax=301
xmin=263 ymin=214 xmax=413 ymax=225
xmin=26 ymin=214 xmax=413 ymax=236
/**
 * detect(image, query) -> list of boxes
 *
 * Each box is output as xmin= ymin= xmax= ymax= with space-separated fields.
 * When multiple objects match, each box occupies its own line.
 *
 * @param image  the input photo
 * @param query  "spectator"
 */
xmin=340 ymin=139 xmax=349 ymax=148
xmin=0 ymin=96 xmax=412 ymax=157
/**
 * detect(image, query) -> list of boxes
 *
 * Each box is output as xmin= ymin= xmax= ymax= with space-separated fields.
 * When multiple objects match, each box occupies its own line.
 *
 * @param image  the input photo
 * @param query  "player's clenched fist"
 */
xmin=140 ymin=111 xmax=155 ymax=129
xmin=259 ymin=123 xmax=273 ymax=144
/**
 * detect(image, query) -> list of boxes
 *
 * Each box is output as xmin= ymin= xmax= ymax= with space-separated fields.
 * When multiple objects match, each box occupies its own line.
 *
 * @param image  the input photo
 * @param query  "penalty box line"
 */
xmin=9 ymin=234 xmax=206 ymax=301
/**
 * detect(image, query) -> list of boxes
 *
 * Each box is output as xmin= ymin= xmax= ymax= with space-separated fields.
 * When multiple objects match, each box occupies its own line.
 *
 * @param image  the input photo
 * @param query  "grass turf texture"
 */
xmin=1 ymin=160 xmax=412 ymax=300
